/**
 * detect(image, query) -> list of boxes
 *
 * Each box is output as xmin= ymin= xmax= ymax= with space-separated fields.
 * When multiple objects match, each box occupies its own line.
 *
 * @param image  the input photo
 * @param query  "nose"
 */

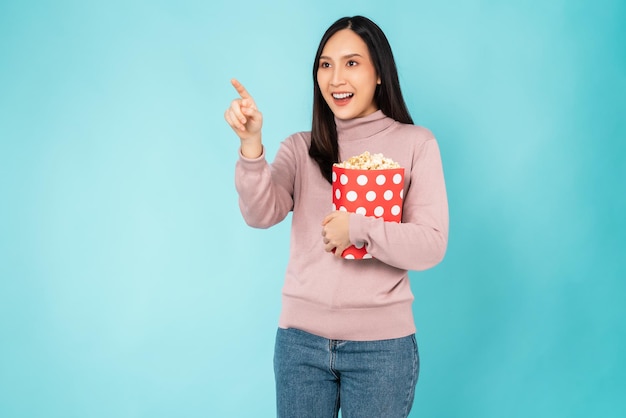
xmin=330 ymin=66 xmax=345 ymax=87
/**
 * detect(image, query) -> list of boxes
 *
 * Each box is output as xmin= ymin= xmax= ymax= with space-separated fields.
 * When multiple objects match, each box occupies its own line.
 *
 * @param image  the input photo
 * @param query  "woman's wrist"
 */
xmin=240 ymin=136 xmax=263 ymax=159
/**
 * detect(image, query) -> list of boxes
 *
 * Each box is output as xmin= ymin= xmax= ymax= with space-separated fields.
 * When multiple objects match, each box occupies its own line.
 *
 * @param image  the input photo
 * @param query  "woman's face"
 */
xmin=317 ymin=29 xmax=381 ymax=120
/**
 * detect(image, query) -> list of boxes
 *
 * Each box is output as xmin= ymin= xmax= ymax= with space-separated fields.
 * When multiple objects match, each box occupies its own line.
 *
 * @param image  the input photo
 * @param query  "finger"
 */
xmin=334 ymin=245 xmax=346 ymax=258
xmin=321 ymin=212 xmax=337 ymax=226
xmin=224 ymin=109 xmax=241 ymax=131
xmin=224 ymin=109 xmax=246 ymax=132
xmin=241 ymin=98 xmax=257 ymax=111
xmin=241 ymin=104 xmax=261 ymax=122
xmin=231 ymin=78 xmax=253 ymax=101
xmin=229 ymin=99 xmax=248 ymax=125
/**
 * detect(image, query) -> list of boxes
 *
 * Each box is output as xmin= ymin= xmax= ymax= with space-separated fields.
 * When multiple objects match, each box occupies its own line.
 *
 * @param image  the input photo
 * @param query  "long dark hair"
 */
xmin=309 ymin=16 xmax=414 ymax=183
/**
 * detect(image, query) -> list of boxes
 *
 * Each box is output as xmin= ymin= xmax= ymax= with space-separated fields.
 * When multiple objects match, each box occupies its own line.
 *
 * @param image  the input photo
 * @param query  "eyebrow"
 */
xmin=319 ymin=53 xmax=364 ymax=61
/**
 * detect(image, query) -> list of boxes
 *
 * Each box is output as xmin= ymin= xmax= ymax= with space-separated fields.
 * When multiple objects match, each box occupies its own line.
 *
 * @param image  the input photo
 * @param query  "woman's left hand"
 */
xmin=321 ymin=211 xmax=351 ymax=258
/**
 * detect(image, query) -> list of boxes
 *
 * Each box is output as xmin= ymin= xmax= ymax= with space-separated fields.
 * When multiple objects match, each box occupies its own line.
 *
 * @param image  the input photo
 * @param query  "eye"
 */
xmin=319 ymin=61 xmax=331 ymax=69
xmin=347 ymin=60 xmax=358 ymax=67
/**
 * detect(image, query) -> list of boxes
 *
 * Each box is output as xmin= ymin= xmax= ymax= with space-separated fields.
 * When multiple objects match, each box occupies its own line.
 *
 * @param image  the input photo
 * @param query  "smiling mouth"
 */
xmin=332 ymin=92 xmax=354 ymax=107
xmin=332 ymin=92 xmax=354 ymax=100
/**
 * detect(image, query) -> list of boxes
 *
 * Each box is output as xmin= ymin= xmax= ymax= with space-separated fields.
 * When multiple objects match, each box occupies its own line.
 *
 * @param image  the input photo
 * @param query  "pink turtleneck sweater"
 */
xmin=235 ymin=110 xmax=448 ymax=341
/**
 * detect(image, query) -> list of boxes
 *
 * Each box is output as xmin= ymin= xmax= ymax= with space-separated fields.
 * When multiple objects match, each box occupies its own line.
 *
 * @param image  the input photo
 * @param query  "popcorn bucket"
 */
xmin=332 ymin=166 xmax=405 ymax=259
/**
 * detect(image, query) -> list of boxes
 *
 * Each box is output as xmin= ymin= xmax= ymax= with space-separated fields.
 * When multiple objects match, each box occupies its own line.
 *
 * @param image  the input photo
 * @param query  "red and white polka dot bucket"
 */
xmin=331 ymin=166 xmax=404 ymax=259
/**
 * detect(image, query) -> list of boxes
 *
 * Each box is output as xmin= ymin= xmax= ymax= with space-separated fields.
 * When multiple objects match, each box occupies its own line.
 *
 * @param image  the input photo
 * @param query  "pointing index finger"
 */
xmin=231 ymin=78 xmax=252 ymax=100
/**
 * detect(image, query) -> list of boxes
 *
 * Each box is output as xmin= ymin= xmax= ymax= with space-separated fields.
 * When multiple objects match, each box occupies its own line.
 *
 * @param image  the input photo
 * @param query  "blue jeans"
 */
xmin=274 ymin=328 xmax=419 ymax=418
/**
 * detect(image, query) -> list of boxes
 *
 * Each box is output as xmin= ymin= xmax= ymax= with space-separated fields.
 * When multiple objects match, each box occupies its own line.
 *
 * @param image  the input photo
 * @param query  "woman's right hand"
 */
xmin=224 ymin=79 xmax=263 ymax=158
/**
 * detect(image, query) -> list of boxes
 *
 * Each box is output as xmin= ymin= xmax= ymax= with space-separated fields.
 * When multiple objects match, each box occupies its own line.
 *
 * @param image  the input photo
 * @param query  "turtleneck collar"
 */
xmin=335 ymin=110 xmax=395 ymax=141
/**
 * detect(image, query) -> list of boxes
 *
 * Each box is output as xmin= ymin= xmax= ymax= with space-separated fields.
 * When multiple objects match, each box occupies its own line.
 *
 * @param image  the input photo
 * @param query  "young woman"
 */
xmin=225 ymin=15 xmax=448 ymax=418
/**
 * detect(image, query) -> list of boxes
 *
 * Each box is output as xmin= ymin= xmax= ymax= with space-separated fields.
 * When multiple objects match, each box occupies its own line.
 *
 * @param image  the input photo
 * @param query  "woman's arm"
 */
xmin=348 ymin=138 xmax=449 ymax=271
xmin=234 ymin=138 xmax=297 ymax=229
xmin=226 ymin=78 xmax=295 ymax=228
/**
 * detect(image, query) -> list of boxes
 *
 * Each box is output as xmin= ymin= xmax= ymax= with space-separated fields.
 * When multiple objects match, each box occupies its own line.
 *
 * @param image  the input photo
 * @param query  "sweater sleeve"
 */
xmin=234 ymin=139 xmax=296 ymax=229
xmin=349 ymin=136 xmax=449 ymax=271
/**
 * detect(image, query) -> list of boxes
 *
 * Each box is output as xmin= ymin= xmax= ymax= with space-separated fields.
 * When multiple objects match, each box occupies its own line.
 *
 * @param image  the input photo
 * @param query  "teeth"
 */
xmin=333 ymin=93 xmax=353 ymax=99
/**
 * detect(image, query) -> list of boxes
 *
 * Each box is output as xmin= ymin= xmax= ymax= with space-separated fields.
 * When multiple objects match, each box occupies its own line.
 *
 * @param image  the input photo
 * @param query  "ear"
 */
xmin=377 ymin=76 xmax=381 ymax=85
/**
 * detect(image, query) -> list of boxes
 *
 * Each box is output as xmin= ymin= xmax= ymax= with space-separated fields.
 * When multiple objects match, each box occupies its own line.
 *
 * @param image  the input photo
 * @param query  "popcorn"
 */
xmin=334 ymin=151 xmax=400 ymax=170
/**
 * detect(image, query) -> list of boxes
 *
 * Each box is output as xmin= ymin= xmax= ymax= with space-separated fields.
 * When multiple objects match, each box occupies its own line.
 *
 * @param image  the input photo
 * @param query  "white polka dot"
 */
xmin=384 ymin=190 xmax=393 ymax=200
xmin=339 ymin=206 xmax=347 ymax=212
xmin=340 ymin=174 xmax=349 ymax=185
xmin=332 ymin=203 xmax=337 ymax=211
xmin=356 ymin=207 xmax=367 ymax=215
xmin=391 ymin=205 xmax=401 ymax=216
xmin=357 ymin=175 xmax=368 ymax=186
xmin=393 ymin=173 xmax=402 ymax=184
xmin=354 ymin=240 xmax=365 ymax=249
xmin=374 ymin=206 xmax=384 ymax=217
xmin=344 ymin=254 xmax=355 ymax=259
xmin=335 ymin=188 xmax=341 ymax=200
xmin=376 ymin=174 xmax=386 ymax=185
xmin=363 ymin=253 xmax=373 ymax=259
xmin=400 ymin=189 xmax=404 ymax=199
xmin=332 ymin=171 xmax=337 ymax=182
xmin=346 ymin=190 xmax=358 ymax=202
xmin=366 ymin=191 xmax=377 ymax=201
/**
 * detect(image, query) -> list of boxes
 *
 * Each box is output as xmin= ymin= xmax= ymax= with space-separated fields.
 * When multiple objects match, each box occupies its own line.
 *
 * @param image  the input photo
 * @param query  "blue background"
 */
xmin=1 ymin=0 xmax=624 ymax=417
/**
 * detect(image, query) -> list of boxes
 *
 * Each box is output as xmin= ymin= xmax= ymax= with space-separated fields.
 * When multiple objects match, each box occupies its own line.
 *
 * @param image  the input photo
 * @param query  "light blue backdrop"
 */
xmin=1 ymin=0 xmax=624 ymax=417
